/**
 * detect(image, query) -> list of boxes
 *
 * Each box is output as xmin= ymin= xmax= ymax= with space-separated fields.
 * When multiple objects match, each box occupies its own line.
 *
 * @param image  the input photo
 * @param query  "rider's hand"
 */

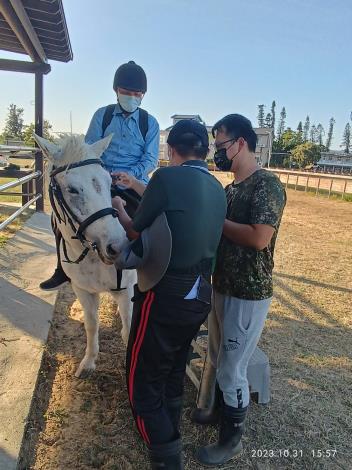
xmin=112 ymin=172 xmax=137 ymax=189
xmin=112 ymin=196 xmax=127 ymax=213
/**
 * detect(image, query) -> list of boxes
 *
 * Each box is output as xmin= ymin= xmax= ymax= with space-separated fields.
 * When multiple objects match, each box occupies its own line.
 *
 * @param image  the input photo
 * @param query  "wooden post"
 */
xmin=35 ymin=71 xmax=44 ymax=211
xmin=22 ymin=181 xmax=29 ymax=205
xmin=328 ymin=179 xmax=333 ymax=199
xmin=286 ymin=173 xmax=289 ymax=188
xmin=342 ymin=180 xmax=347 ymax=200
xmin=305 ymin=176 xmax=309 ymax=192
xmin=315 ymin=177 xmax=321 ymax=196
xmin=294 ymin=174 xmax=299 ymax=191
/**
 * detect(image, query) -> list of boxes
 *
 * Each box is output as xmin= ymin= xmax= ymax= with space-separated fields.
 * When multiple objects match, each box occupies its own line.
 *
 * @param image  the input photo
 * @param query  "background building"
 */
xmin=316 ymin=151 xmax=352 ymax=174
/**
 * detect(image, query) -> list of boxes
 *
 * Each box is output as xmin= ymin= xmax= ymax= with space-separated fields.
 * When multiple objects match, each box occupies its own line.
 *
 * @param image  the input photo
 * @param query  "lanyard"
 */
xmin=182 ymin=164 xmax=210 ymax=174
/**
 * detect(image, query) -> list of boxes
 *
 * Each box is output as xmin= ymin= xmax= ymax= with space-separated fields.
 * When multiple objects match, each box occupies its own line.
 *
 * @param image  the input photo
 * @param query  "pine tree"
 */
xmin=325 ymin=117 xmax=335 ymax=150
xmin=257 ymin=105 xmax=265 ymax=127
xmin=303 ymin=116 xmax=310 ymax=141
xmin=271 ymin=101 xmax=276 ymax=134
xmin=3 ymin=103 xmax=24 ymax=139
xmin=310 ymin=124 xmax=317 ymax=143
xmin=297 ymin=121 xmax=303 ymax=143
xmin=264 ymin=113 xmax=272 ymax=128
xmin=316 ymin=123 xmax=325 ymax=147
xmin=341 ymin=123 xmax=351 ymax=153
xmin=276 ymin=107 xmax=286 ymax=141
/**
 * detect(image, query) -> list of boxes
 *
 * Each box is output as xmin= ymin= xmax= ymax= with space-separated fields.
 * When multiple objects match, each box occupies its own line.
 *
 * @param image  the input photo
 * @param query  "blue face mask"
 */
xmin=118 ymin=92 xmax=142 ymax=113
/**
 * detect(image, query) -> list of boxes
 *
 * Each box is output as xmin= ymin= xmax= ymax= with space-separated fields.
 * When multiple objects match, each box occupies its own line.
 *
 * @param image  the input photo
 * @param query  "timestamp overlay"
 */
xmin=250 ymin=448 xmax=338 ymax=460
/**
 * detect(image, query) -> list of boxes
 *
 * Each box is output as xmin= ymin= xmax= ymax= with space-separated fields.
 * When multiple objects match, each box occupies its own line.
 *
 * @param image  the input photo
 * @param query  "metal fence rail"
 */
xmin=0 ymin=170 xmax=42 ymax=231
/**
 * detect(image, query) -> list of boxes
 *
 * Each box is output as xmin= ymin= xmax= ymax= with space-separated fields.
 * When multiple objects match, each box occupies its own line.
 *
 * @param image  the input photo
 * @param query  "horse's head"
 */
xmin=34 ymin=133 xmax=128 ymax=264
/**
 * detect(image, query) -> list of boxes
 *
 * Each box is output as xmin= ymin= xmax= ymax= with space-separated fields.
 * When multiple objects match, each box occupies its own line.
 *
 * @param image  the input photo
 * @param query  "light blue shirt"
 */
xmin=85 ymin=104 xmax=160 ymax=184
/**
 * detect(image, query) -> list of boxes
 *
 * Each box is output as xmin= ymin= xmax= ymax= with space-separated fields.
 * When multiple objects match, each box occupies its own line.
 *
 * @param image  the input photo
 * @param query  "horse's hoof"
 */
xmin=75 ymin=360 xmax=96 ymax=379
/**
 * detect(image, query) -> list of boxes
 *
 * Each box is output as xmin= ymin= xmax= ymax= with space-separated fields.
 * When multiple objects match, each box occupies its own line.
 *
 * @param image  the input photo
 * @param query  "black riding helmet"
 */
xmin=113 ymin=61 xmax=147 ymax=93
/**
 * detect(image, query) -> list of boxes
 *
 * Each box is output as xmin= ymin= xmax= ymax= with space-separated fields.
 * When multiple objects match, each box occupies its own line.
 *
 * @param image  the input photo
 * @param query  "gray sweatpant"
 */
xmin=208 ymin=290 xmax=272 ymax=408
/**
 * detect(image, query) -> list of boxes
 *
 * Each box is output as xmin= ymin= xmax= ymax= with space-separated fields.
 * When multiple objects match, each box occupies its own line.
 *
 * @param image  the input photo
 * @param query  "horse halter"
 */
xmin=49 ymin=159 xmax=118 ymax=264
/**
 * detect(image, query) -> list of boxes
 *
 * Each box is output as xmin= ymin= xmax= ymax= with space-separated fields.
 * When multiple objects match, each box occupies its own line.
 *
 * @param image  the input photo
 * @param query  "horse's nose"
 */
xmin=106 ymin=243 xmax=120 ymax=257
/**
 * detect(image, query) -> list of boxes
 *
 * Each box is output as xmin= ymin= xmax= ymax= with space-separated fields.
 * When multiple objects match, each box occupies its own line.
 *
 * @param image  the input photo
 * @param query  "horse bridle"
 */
xmin=49 ymin=159 xmax=118 ymax=264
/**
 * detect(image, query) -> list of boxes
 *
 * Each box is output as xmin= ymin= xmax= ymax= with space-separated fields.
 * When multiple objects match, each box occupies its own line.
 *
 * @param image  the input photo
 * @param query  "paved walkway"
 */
xmin=0 ymin=212 xmax=57 ymax=470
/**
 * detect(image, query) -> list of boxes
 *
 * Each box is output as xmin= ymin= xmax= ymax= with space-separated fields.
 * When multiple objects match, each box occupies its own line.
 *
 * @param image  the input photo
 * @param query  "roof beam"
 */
xmin=0 ymin=58 xmax=50 ymax=74
xmin=0 ymin=0 xmax=40 ymax=61
xmin=9 ymin=0 xmax=47 ymax=63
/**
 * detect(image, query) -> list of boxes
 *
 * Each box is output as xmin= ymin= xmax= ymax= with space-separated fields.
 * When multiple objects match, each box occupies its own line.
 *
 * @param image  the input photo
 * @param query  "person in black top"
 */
xmin=112 ymin=120 xmax=227 ymax=469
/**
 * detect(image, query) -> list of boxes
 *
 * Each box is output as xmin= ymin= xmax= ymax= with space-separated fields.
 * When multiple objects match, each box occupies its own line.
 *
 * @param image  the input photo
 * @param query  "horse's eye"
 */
xmin=68 ymin=186 xmax=79 ymax=195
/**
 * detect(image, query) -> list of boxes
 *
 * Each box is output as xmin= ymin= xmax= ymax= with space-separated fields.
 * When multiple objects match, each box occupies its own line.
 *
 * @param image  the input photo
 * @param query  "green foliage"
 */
xmin=270 ymin=101 xmax=276 ymax=136
xmin=3 ymin=104 xmax=24 ymax=139
xmin=341 ymin=123 xmax=351 ymax=153
xmin=22 ymin=121 xmax=53 ymax=146
xmin=303 ymin=116 xmax=310 ymax=141
xmin=291 ymin=142 xmax=321 ymax=168
xmin=276 ymin=107 xmax=286 ymax=141
xmin=264 ymin=113 xmax=272 ymax=128
xmin=257 ymin=104 xmax=265 ymax=127
xmin=325 ymin=117 xmax=335 ymax=150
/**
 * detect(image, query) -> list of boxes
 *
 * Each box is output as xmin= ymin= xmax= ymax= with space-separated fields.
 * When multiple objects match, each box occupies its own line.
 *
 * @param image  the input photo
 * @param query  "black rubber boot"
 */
xmin=40 ymin=226 xmax=70 ymax=291
xmin=166 ymin=396 xmax=183 ymax=431
xmin=195 ymin=405 xmax=247 ymax=466
xmin=148 ymin=438 xmax=184 ymax=470
xmin=191 ymin=382 xmax=223 ymax=425
xmin=40 ymin=266 xmax=70 ymax=291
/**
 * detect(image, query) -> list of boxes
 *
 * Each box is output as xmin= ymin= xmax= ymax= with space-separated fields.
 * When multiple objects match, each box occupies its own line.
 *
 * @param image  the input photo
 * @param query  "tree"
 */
xmin=23 ymin=121 xmax=53 ymax=146
xmin=316 ymin=123 xmax=325 ymax=147
xmin=3 ymin=103 xmax=24 ymax=139
xmin=325 ymin=117 xmax=335 ymax=150
xmin=264 ymin=113 xmax=272 ymax=128
xmin=257 ymin=105 xmax=265 ymax=127
xmin=310 ymin=124 xmax=317 ymax=143
xmin=276 ymin=106 xmax=286 ymax=141
xmin=341 ymin=123 xmax=351 ymax=153
xmin=297 ymin=121 xmax=303 ymax=144
xmin=280 ymin=128 xmax=298 ymax=151
xmin=270 ymin=101 xmax=276 ymax=136
xmin=303 ymin=116 xmax=310 ymax=141
xmin=291 ymin=142 xmax=321 ymax=168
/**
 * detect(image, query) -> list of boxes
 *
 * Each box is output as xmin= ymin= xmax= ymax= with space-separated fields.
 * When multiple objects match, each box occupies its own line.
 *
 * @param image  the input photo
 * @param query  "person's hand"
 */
xmin=112 ymin=196 xmax=127 ymax=213
xmin=111 ymin=172 xmax=137 ymax=189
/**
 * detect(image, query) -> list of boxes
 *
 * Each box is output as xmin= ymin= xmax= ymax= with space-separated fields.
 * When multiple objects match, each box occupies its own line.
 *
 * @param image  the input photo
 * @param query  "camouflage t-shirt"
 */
xmin=213 ymin=169 xmax=286 ymax=300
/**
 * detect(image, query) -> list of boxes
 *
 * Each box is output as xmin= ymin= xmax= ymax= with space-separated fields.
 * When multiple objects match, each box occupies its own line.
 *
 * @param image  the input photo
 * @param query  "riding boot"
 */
xmin=148 ymin=438 xmax=184 ymax=470
xmin=165 ymin=396 xmax=183 ymax=431
xmin=191 ymin=381 xmax=223 ymax=425
xmin=40 ymin=228 xmax=70 ymax=291
xmin=195 ymin=404 xmax=247 ymax=466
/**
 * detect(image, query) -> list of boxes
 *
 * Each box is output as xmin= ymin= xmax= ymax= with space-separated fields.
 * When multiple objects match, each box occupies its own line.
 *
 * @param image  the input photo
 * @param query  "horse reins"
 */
xmin=49 ymin=159 xmax=118 ymax=264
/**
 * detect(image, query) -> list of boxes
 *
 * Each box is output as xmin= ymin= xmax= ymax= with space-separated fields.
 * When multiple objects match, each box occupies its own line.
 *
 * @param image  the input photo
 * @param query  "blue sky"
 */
xmin=0 ymin=0 xmax=351 ymax=148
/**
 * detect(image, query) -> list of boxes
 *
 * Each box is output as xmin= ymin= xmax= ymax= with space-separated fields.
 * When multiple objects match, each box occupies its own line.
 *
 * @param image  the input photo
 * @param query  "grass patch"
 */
xmin=0 ymin=205 xmax=34 ymax=247
xmin=0 ymin=176 xmax=22 ymax=203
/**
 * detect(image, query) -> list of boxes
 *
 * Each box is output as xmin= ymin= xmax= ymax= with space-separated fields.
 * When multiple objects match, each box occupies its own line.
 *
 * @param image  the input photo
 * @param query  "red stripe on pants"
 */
xmin=128 ymin=291 xmax=155 ymax=406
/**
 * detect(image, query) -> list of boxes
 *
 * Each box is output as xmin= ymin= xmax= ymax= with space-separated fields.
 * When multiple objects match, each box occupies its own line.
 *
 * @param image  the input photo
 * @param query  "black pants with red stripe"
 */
xmin=126 ymin=285 xmax=210 ymax=446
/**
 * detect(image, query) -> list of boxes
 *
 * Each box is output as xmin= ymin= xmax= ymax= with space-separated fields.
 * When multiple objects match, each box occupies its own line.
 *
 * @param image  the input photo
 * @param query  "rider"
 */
xmin=40 ymin=60 xmax=160 ymax=291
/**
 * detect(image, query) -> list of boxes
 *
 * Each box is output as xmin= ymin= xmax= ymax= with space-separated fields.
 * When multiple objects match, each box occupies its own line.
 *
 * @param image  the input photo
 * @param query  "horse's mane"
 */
xmin=56 ymin=135 xmax=91 ymax=166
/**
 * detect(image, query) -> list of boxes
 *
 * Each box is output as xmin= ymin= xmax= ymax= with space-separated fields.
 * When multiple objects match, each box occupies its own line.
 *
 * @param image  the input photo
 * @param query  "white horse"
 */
xmin=34 ymin=134 xmax=136 ymax=378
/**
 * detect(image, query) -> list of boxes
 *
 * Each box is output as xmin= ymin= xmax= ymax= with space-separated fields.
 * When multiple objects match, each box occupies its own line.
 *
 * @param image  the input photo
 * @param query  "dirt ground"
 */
xmin=24 ymin=188 xmax=352 ymax=470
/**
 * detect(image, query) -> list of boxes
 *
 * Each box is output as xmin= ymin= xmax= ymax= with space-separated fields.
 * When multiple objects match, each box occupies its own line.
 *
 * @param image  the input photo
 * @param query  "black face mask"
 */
xmin=214 ymin=148 xmax=232 ymax=171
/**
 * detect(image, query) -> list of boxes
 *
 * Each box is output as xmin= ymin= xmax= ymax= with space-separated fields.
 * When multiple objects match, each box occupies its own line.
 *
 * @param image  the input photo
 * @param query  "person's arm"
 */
xmin=112 ymin=197 xmax=139 ymax=239
xmin=129 ymin=116 xmax=160 ymax=180
xmin=111 ymin=172 xmax=146 ymax=196
xmin=223 ymin=221 xmax=275 ymax=250
xmin=223 ymin=176 xmax=286 ymax=250
xmin=85 ymin=108 xmax=104 ymax=144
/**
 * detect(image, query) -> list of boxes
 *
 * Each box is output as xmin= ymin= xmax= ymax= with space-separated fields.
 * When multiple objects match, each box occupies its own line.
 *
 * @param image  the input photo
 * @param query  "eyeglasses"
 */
xmin=211 ymin=138 xmax=237 ymax=151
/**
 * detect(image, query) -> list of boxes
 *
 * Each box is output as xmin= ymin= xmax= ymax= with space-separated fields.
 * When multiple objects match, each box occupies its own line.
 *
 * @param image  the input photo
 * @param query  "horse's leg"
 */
xmin=111 ymin=283 xmax=134 ymax=346
xmin=72 ymin=283 xmax=100 ymax=378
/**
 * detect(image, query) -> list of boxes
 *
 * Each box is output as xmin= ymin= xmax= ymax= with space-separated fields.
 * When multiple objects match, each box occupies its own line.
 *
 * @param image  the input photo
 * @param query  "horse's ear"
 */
xmin=89 ymin=133 xmax=113 ymax=158
xmin=33 ymin=134 xmax=62 ymax=162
